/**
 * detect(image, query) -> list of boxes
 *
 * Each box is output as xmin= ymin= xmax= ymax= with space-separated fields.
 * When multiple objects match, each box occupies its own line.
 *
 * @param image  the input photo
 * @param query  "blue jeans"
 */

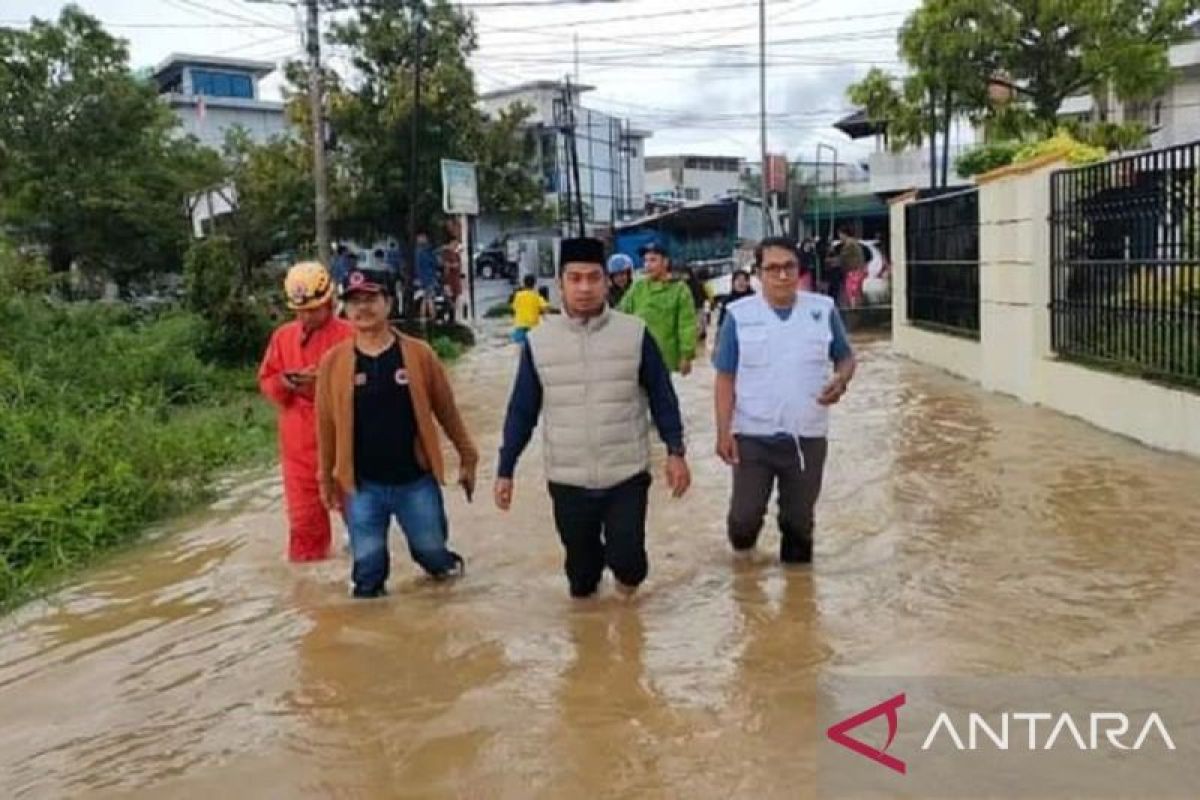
xmin=346 ymin=476 xmax=461 ymax=595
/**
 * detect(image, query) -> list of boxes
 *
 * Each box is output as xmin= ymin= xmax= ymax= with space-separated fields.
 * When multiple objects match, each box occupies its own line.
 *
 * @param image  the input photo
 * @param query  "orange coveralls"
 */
xmin=258 ymin=317 xmax=355 ymax=561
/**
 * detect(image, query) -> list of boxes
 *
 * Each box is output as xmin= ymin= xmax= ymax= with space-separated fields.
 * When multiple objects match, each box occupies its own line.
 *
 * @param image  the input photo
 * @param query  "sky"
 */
xmin=4 ymin=0 xmax=920 ymax=165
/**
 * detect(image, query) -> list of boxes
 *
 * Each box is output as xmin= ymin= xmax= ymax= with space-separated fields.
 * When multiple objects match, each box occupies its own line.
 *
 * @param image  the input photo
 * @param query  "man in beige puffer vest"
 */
xmin=494 ymin=237 xmax=692 ymax=598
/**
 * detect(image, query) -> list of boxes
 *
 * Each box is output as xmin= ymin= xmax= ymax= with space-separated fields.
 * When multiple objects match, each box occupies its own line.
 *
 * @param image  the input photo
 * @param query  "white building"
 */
xmin=479 ymin=81 xmax=650 ymax=235
xmin=1058 ymin=35 xmax=1200 ymax=150
xmin=152 ymin=54 xmax=286 ymax=150
xmin=644 ymin=155 xmax=743 ymax=203
xmin=839 ymin=30 xmax=1200 ymax=196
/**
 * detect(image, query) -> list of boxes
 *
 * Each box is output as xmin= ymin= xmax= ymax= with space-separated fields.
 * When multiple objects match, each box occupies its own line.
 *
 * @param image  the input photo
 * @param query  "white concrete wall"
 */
xmin=891 ymin=162 xmax=1200 ymax=459
xmin=169 ymin=98 xmax=287 ymax=149
xmin=869 ymin=147 xmax=972 ymax=194
xmin=1154 ymin=77 xmax=1200 ymax=149
xmin=644 ymin=168 xmax=675 ymax=198
xmin=682 ymin=168 xmax=740 ymax=200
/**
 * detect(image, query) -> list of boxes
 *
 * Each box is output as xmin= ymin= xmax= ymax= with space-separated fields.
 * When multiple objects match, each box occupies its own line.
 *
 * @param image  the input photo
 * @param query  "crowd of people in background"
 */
xmin=330 ymin=231 xmax=467 ymax=324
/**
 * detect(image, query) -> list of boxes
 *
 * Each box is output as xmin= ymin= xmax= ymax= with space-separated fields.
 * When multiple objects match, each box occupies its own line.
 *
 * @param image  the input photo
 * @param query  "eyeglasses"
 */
xmin=760 ymin=264 xmax=800 ymax=277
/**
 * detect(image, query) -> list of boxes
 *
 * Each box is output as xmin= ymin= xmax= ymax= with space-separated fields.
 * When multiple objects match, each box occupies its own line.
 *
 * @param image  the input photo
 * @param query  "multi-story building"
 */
xmin=644 ymin=155 xmax=743 ymax=203
xmin=1058 ymin=32 xmax=1200 ymax=150
xmin=478 ymin=81 xmax=650 ymax=236
xmin=152 ymin=53 xmax=286 ymax=149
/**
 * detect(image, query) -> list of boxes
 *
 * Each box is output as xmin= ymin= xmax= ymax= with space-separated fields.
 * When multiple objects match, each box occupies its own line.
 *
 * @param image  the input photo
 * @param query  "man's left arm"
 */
xmin=426 ymin=349 xmax=480 ymax=474
xmin=677 ymin=285 xmax=698 ymax=364
xmin=820 ymin=306 xmax=857 ymax=405
xmin=638 ymin=331 xmax=685 ymax=454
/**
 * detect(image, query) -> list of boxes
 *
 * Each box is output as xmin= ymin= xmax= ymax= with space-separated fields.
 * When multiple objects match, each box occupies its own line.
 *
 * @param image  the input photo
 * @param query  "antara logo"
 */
xmin=826 ymin=693 xmax=907 ymax=774
xmin=828 ymin=693 xmax=1177 ymax=776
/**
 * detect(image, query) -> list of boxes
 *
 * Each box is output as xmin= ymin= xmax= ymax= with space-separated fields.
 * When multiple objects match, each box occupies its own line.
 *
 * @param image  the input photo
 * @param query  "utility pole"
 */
xmin=306 ymin=0 xmax=330 ymax=265
xmin=406 ymin=0 xmax=425 ymax=319
xmin=563 ymin=78 xmax=585 ymax=237
xmin=573 ymin=33 xmax=580 ymax=84
xmin=758 ymin=0 xmax=769 ymax=237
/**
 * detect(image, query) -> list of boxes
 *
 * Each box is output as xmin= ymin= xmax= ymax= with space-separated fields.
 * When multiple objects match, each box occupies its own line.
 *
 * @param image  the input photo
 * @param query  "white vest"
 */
xmin=528 ymin=307 xmax=651 ymax=489
xmin=729 ymin=292 xmax=834 ymax=438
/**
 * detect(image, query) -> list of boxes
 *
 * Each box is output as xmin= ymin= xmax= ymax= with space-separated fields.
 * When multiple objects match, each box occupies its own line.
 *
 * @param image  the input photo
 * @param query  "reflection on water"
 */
xmin=1 ymin=333 xmax=1198 ymax=798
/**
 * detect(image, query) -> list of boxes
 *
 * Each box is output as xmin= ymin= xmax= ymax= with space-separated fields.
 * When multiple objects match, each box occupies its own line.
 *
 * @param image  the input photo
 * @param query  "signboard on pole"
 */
xmin=765 ymin=153 xmax=789 ymax=194
xmin=440 ymin=159 xmax=479 ymax=216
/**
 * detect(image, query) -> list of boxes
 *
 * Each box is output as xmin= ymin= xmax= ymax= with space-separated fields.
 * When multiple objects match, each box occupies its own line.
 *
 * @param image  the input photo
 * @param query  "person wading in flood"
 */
xmin=258 ymin=262 xmax=354 ymax=562
xmin=606 ymin=252 xmax=634 ymax=307
xmin=494 ymin=238 xmax=692 ymax=599
xmin=619 ymin=241 xmax=698 ymax=376
xmin=713 ymin=237 xmax=856 ymax=564
xmin=316 ymin=268 xmax=478 ymax=598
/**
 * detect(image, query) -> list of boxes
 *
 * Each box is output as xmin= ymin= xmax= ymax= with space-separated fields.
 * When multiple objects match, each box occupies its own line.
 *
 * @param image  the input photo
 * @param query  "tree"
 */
xmin=987 ymin=0 xmax=1199 ymax=131
xmin=321 ymin=0 xmax=545 ymax=240
xmin=898 ymin=0 xmax=1001 ymax=186
xmin=0 ymin=6 xmax=219 ymax=285
xmin=847 ymin=0 xmax=1200 ymax=183
xmin=212 ymin=128 xmax=328 ymax=286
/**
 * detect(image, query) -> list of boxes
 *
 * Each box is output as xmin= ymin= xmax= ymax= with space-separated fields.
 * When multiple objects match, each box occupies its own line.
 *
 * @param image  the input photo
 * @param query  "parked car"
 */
xmin=475 ymin=243 xmax=517 ymax=281
xmin=704 ymin=239 xmax=892 ymax=306
xmin=829 ymin=239 xmax=891 ymax=305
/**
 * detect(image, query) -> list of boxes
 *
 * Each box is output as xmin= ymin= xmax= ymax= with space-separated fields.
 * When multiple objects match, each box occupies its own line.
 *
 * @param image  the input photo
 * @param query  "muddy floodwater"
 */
xmin=2 ymin=331 xmax=1199 ymax=798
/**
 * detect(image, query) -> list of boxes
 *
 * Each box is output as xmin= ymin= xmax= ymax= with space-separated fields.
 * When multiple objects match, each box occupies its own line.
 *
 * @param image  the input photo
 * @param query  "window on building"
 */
xmin=191 ymin=69 xmax=254 ymax=99
xmin=684 ymin=187 xmax=701 ymax=200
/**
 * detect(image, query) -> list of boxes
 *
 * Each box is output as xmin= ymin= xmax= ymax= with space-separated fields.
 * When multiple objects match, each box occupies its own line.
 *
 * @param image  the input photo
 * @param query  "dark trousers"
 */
xmin=547 ymin=472 xmax=652 ymax=598
xmin=727 ymin=435 xmax=828 ymax=563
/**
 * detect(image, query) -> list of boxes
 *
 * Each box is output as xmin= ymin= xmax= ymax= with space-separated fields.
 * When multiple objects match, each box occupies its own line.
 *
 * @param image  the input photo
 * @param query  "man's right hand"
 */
xmin=717 ymin=432 xmax=740 ymax=466
xmin=493 ymin=478 xmax=514 ymax=511
xmin=319 ymin=481 xmax=341 ymax=512
xmin=291 ymin=367 xmax=318 ymax=385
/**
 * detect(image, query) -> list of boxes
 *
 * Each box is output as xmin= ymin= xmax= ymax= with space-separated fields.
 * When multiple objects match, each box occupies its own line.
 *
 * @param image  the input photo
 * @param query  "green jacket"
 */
xmin=618 ymin=277 xmax=698 ymax=372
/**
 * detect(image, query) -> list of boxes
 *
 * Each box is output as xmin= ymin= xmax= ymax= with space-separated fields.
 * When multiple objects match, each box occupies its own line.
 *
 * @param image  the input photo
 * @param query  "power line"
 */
xmin=475 ymin=29 xmax=900 ymax=60
xmin=0 ymin=18 xmax=292 ymax=29
xmin=480 ymin=0 xmax=799 ymax=33
xmin=476 ymin=9 xmax=905 ymax=42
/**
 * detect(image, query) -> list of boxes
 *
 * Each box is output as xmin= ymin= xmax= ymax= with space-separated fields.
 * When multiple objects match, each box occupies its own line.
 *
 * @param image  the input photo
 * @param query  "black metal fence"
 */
xmin=905 ymin=188 xmax=980 ymax=338
xmin=1050 ymin=141 xmax=1200 ymax=390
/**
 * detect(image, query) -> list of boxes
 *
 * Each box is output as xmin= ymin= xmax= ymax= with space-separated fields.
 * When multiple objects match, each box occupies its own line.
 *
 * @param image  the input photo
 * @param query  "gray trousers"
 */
xmin=727 ymin=435 xmax=828 ymax=562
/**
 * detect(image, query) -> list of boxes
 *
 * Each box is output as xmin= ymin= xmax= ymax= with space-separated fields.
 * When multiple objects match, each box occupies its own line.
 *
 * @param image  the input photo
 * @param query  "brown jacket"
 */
xmin=315 ymin=330 xmax=478 ymax=497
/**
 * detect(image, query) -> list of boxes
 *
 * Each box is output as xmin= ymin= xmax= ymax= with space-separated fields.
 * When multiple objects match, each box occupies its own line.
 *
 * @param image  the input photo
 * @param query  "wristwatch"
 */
xmin=668 ymin=444 xmax=687 ymax=458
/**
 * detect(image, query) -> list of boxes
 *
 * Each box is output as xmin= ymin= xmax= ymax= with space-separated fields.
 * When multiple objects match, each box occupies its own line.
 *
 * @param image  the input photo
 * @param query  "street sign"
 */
xmin=441 ymin=159 xmax=479 ymax=216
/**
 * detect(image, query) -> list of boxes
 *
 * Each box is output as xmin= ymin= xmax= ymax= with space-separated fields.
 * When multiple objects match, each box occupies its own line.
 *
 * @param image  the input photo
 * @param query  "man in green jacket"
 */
xmin=619 ymin=242 xmax=699 ymax=375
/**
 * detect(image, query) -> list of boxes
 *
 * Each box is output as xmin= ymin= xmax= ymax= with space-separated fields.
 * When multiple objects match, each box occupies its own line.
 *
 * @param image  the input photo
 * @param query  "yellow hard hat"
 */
xmin=283 ymin=261 xmax=334 ymax=310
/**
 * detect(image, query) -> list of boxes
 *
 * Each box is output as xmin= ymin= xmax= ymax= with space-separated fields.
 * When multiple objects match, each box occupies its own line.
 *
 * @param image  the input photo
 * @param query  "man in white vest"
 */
xmin=712 ymin=236 xmax=856 ymax=564
xmin=494 ymin=237 xmax=692 ymax=598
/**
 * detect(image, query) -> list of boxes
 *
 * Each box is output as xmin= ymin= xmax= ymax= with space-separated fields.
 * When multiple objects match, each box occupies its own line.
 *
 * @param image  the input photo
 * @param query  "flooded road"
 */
xmin=2 ymin=328 xmax=1199 ymax=798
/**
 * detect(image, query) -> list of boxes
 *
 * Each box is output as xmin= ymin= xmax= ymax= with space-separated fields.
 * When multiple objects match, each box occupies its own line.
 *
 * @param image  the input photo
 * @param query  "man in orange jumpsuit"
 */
xmin=258 ymin=262 xmax=355 ymax=561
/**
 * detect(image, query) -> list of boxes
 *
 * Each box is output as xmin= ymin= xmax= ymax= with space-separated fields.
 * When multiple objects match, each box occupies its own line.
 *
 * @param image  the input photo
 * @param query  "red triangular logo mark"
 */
xmin=826 ymin=693 xmax=907 ymax=775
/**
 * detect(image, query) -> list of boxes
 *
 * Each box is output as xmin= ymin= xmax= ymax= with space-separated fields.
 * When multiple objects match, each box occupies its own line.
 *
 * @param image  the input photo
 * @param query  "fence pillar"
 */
xmin=976 ymin=157 xmax=1064 ymax=402
xmin=889 ymin=194 xmax=911 ymax=331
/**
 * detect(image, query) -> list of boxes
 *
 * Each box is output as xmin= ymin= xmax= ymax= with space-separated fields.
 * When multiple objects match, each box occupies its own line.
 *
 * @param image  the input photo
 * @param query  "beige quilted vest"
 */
xmin=527 ymin=307 xmax=650 ymax=489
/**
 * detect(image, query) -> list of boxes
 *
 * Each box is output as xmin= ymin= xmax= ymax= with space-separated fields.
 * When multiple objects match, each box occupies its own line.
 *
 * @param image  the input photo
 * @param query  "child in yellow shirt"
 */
xmin=511 ymin=274 xmax=549 ymax=343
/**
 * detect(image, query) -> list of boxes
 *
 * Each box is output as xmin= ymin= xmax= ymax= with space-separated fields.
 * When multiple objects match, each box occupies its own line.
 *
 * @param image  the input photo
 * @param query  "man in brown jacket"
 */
xmin=316 ymin=267 xmax=478 ymax=598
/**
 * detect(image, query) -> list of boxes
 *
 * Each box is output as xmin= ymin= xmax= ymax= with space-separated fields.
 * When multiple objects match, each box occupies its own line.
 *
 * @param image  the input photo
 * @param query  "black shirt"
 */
xmin=353 ymin=341 xmax=427 ymax=486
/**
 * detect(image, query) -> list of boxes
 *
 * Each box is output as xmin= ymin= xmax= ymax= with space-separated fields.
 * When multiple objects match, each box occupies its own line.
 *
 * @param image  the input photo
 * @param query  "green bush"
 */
xmin=431 ymin=335 xmax=464 ymax=362
xmin=484 ymin=302 xmax=512 ymax=318
xmin=0 ymin=295 xmax=274 ymax=610
xmin=183 ymin=236 xmax=275 ymax=366
xmin=0 ymin=241 xmax=55 ymax=296
xmin=1014 ymin=131 xmax=1106 ymax=167
xmin=955 ymin=141 xmax=1023 ymax=178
